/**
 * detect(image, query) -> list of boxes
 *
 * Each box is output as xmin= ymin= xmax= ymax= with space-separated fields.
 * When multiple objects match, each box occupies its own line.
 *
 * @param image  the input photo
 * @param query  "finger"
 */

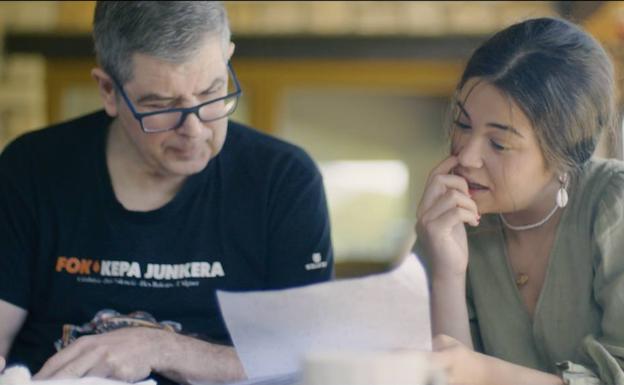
xmin=418 ymin=174 xmax=470 ymax=216
xmin=426 ymin=207 xmax=479 ymax=234
xmin=84 ymin=360 xmax=114 ymax=379
xmin=421 ymin=190 xmax=479 ymax=227
xmin=34 ymin=337 xmax=94 ymax=379
xmin=86 ymin=356 xmax=147 ymax=383
xmin=41 ymin=349 xmax=104 ymax=380
xmin=426 ymin=156 xmax=460 ymax=184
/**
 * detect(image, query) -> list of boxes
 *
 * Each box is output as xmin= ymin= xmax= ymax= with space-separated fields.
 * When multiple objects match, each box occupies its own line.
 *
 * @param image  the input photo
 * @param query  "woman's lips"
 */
xmin=453 ymin=170 xmax=489 ymax=193
xmin=467 ymin=181 xmax=489 ymax=197
xmin=467 ymin=181 xmax=488 ymax=190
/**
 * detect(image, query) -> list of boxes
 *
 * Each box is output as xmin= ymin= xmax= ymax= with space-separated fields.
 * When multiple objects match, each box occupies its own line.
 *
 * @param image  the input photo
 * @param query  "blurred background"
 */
xmin=1 ymin=1 xmax=623 ymax=277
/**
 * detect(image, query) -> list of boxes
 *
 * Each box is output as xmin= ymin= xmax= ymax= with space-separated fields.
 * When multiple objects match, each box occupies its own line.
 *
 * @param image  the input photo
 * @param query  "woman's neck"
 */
xmin=500 ymin=178 xmax=560 ymax=228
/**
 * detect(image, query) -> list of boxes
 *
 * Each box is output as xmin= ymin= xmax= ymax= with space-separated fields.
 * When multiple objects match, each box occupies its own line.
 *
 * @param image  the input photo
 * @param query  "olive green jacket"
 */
xmin=416 ymin=159 xmax=624 ymax=385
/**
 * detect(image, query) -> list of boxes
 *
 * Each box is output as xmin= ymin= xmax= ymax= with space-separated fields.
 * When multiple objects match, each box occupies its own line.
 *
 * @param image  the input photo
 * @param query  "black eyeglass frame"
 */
xmin=112 ymin=62 xmax=243 ymax=133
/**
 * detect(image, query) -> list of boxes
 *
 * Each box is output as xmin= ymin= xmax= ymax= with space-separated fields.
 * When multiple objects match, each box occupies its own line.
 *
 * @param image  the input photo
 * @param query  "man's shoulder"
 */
xmin=224 ymin=121 xmax=320 ymax=175
xmin=0 ymin=110 xmax=109 ymax=182
xmin=2 ymin=110 xmax=109 ymax=157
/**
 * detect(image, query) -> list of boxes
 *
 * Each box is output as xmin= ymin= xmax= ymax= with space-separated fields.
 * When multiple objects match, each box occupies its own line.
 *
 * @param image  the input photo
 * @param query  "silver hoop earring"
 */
xmin=556 ymin=173 xmax=569 ymax=208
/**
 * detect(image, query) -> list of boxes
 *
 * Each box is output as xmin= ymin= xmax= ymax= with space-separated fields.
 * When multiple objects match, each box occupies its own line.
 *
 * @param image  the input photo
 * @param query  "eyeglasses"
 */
xmin=113 ymin=62 xmax=242 ymax=133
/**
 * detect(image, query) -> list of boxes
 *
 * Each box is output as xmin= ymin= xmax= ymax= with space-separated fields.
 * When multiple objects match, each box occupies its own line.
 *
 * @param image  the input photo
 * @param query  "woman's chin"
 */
xmin=475 ymin=204 xmax=497 ymax=215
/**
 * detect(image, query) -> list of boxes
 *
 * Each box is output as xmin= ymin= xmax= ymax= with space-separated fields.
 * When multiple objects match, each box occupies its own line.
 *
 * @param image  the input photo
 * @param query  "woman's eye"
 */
xmin=490 ymin=139 xmax=506 ymax=151
xmin=453 ymin=120 xmax=471 ymax=130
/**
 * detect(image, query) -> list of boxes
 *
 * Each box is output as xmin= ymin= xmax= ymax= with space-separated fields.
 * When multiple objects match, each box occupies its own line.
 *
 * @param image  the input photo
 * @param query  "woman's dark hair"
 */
xmin=453 ymin=17 xmax=617 ymax=174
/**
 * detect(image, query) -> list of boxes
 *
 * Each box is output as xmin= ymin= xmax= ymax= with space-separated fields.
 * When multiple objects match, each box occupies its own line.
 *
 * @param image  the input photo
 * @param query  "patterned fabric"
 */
xmin=54 ymin=309 xmax=181 ymax=351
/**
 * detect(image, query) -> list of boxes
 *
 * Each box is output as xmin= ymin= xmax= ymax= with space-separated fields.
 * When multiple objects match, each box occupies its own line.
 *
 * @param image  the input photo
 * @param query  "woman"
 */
xmin=415 ymin=17 xmax=624 ymax=385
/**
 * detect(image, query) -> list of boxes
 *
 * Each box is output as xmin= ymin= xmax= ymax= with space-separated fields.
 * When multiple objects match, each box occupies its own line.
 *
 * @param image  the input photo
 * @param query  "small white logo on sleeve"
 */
xmin=305 ymin=252 xmax=328 ymax=271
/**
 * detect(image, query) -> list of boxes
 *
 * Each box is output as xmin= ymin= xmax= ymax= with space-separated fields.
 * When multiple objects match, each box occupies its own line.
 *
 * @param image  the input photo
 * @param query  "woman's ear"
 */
xmin=91 ymin=68 xmax=118 ymax=117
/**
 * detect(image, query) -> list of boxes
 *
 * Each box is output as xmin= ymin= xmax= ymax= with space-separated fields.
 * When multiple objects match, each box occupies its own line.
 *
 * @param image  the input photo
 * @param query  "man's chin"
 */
xmin=166 ymin=158 xmax=211 ymax=176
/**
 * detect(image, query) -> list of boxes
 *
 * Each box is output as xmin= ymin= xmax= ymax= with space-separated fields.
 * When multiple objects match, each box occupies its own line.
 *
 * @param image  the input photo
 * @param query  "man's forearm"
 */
xmin=154 ymin=331 xmax=246 ymax=384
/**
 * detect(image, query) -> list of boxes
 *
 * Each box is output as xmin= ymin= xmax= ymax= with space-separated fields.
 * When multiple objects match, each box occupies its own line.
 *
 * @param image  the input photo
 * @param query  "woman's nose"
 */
xmin=455 ymin=136 xmax=484 ymax=169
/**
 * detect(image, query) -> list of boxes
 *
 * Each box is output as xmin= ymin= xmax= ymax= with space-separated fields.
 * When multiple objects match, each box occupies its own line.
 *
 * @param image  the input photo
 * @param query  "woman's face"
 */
xmin=451 ymin=78 xmax=557 ymax=215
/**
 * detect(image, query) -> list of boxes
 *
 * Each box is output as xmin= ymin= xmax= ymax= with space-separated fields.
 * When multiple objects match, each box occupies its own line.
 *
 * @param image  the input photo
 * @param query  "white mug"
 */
xmin=301 ymin=350 xmax=444 ymax=385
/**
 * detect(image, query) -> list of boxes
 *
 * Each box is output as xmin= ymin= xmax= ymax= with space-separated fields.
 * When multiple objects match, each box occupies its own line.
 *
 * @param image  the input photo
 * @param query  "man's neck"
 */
xmin=106 ymin=120 xmax=186 ymax=212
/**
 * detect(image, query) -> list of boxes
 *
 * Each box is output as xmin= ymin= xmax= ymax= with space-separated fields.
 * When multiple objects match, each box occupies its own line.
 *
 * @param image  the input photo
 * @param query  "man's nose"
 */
xmin=176 ymin=111 xmax=204 ymax=137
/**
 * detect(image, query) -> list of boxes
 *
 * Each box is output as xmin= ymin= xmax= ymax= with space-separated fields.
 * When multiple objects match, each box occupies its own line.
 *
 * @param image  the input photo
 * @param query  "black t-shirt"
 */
xmin=0 ymin=110 xmax=333 ymax=372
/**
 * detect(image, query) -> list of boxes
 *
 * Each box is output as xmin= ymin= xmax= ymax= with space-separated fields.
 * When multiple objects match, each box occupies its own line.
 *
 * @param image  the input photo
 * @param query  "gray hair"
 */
xmin=93 ymin=1 xmax=231 ymax=84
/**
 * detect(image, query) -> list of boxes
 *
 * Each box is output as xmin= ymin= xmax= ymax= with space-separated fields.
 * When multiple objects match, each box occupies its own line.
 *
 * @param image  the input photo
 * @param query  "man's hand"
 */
xmin=34 ymin=327 xmax=246 ymax=384
xmin=0 ymin=356 xmax=5 ymax=372
xmin=34 ymin=327 xmax=167 ymax=382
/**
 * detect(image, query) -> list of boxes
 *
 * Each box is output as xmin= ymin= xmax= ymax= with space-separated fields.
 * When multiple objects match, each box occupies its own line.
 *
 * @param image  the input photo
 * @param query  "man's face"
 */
xmin=112 ymin=37 xmax=233 ymax=178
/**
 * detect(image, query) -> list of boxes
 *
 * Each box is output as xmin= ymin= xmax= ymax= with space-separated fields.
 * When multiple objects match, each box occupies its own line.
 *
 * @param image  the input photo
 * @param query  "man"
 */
xmin=0 ymin=2 xmax=333 ymax=383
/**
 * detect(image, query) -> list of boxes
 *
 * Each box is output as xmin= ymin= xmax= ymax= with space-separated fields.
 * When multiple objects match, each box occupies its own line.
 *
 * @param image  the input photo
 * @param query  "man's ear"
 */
xmin=91 ymin=68 xmax=118 ymax=117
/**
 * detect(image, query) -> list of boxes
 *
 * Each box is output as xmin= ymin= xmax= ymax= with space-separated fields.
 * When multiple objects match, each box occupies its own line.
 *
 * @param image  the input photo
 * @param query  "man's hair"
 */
xmin=93 ymin=1 xmax=231 ymax=85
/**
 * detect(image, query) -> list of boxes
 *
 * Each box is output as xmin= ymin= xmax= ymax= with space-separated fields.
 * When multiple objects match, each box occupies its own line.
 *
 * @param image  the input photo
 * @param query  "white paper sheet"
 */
xmin=216 ymin=253 xmax=431 ymax=379
xmin=0 ymin=366 xmax=156 ymax=385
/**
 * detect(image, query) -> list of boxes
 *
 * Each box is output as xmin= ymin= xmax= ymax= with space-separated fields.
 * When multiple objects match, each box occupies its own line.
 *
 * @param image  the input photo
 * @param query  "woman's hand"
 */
xmin=431 ymin=334 xmax=487 ymax=385
xmin=431 ymin=335 xmax=564 ymax=385
xmin=416 ymin=156 xmax=479 ymax=346
xmin=416 ymin=156 xmax=479 ymax=279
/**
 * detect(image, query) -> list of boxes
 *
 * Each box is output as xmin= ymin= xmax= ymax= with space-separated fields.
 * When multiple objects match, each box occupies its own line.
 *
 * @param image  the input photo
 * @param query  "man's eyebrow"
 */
xmin=199 ymin=78 xmax=225 ymax=94
xmin=136 ymin=93 xmax=176 ymax=105
xmin=456 ymin=101 xmax=524 ymax=138
xmin=135 ymin=77 xmax=225 ymax=105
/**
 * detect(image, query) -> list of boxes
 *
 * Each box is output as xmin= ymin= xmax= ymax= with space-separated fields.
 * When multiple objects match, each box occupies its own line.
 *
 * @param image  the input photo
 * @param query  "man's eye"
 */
xmin=146 ymin=104 xmax=170 ymax=110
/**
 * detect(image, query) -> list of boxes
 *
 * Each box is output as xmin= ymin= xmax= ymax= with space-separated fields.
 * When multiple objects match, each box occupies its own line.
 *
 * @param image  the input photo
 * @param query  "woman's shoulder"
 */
xmin=574 ymin=158 xmax=624 ymax=232
xmin=583 ymin=157 xmax=624 ymax=176
xmin=577 ymin=158 xmax=624 ymax=199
